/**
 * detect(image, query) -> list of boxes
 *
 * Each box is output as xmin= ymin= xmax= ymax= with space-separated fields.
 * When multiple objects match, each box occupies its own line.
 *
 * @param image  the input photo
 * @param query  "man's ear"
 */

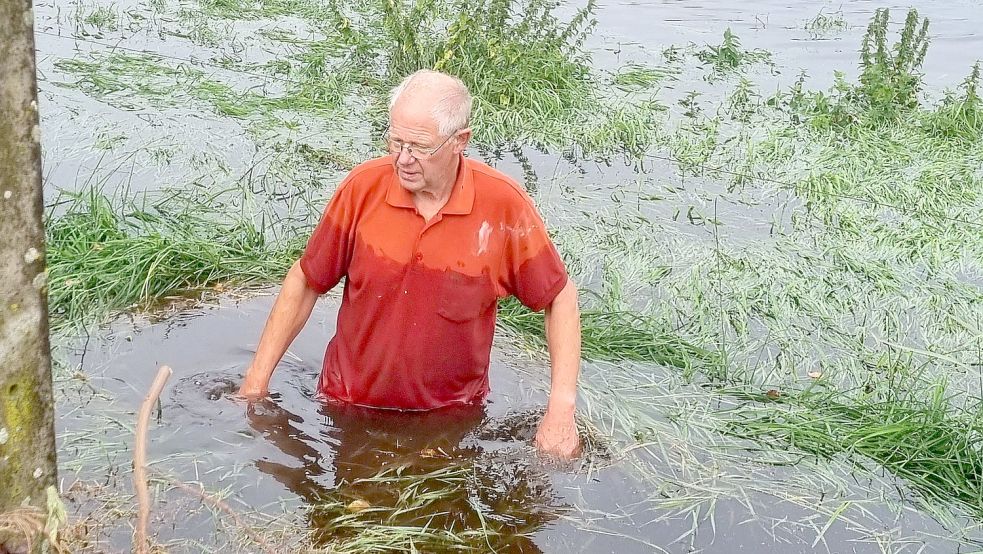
xmin=454 ymin=127 xmax=472 ymax=153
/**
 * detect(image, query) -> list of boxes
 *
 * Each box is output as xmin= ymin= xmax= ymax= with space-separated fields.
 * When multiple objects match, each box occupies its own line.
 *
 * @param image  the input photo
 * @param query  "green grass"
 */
xmin=783 ymin=9 xmax=935 ymax=130
xmin=723 ymin=381 xmax=983 ymax=519
xmin=611 ymin=64 xmax=679 ymax=91
xmin=54 ymin=52 xmax=349 ymax=120
xmin=43 ymin=180 xmax=705 ymax=371
xmin=497 ymin=297 xmax=716 ymax=370
xmin=82 ymin=5 xmax=120 ymax=30
xmin=616 ymin=7 xmax=983 ymax=534
xmin=45 ymin=186 xmax=307 ymax=329
xmin=55 ymin=0 xmax=667 ymax=161
xmin=305 ymin=463 xmax=551 ymax=552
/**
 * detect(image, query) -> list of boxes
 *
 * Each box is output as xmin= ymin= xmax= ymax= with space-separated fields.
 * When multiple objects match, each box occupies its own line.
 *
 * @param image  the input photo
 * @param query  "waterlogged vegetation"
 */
xmin=34 ymin=0 xmax=983 ymax=551
xmin=696 ymin=28 xmax=772 ymax=76
xmin=804 ymin=8 xmax=848 ymax=38
xmin=55 ymin=0 xmax=665 ymax=158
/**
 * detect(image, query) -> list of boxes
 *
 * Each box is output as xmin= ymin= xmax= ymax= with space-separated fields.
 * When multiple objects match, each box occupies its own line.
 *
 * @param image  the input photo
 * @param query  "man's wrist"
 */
xmin=545 ymin=392 xmax=577 ymax=416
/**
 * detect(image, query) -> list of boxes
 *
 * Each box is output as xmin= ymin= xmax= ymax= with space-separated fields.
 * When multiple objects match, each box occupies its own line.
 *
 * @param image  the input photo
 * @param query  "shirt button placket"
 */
xmin=411 ymin=231 xmax=425 ymax=267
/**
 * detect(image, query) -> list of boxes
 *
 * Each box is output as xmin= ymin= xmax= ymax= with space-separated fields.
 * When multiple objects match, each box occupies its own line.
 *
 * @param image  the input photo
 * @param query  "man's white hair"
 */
xmin=389 ymin=70 xmax=472 ymax=136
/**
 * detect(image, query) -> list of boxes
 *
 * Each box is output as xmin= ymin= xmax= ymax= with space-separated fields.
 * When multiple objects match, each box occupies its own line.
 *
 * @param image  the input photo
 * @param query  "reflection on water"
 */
xmin=246 ymin=397 xmax=564 ymax=551
xmin=59 ymin=292 xmax=960 ymax=552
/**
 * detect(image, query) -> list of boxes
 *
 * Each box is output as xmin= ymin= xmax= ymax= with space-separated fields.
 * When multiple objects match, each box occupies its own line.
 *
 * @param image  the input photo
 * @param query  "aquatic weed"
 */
xmin=804 ymin=8 xmax=848 ymax=38
xmin=695 ymin=28 xmax=771 ymax=76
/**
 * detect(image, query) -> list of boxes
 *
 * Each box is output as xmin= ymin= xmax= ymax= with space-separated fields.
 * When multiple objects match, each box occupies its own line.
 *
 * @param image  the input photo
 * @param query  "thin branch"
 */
xmin=133 ymin=365 xmax=172 ymax=554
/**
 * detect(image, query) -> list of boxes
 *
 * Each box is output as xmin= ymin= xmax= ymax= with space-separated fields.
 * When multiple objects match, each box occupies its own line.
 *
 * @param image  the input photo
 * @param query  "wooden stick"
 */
xmin=133 ymin=365 xmax=172 ymax=554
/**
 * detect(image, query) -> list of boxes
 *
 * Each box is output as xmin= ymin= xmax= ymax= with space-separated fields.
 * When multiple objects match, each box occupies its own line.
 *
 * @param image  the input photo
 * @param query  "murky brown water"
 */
xmin=58 ymin=294 xmax=632 ymax=552
xmin=55 ymin=293 xmax=960 ymax=552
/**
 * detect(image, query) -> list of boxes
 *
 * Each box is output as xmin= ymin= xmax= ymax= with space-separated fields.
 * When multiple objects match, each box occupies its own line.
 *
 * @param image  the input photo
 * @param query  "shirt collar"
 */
xmin=385 ymin=155 xmax=475 ymax=215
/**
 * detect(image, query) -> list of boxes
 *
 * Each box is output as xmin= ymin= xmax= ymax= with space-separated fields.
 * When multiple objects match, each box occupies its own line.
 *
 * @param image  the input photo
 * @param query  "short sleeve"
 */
xmin=300 ymin=178 xmax=358 ymax=294
xmin=501 ymin=198 xmax=568 ymax=311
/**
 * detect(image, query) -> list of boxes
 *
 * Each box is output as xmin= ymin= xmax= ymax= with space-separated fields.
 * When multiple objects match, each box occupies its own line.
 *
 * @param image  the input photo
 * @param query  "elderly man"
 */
xmin=241 ymin=70 xmax=581 ymax=458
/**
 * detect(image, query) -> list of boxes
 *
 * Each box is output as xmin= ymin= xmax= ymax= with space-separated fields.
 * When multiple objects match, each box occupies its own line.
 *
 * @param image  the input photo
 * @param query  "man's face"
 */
xmin=387 ymin=99 xmax=467 ymax=195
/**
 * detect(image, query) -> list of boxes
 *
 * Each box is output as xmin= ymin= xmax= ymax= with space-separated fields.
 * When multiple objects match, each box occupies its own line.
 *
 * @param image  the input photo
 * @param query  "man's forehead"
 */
xmin=389 ymin=102 xmax=439 ymax=137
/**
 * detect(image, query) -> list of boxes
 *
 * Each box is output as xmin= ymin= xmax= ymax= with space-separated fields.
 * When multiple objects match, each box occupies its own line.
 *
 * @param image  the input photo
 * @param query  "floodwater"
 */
xmin=33 ymin=0 xmax=983 ymax=552
xmin=57 ymin=294 xmax=958 ymax=552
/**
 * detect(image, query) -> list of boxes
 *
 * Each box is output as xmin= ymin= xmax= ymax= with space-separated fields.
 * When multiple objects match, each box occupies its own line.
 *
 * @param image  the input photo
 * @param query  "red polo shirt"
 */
xmin=300 ymin=155 xmax=568 ymax=410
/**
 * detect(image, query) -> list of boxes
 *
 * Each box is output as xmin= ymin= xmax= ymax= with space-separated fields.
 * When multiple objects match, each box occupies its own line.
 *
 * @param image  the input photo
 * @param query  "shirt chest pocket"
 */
xmin=437 ymin=271 xmax=496 ymax=322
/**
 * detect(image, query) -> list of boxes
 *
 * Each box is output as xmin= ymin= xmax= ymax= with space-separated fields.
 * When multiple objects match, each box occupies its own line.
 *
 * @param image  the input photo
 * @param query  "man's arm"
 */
xmin=534 ymin=278 xmax=582 ymax=459
xmin=240 ymin=261 xmax=321 ymax=397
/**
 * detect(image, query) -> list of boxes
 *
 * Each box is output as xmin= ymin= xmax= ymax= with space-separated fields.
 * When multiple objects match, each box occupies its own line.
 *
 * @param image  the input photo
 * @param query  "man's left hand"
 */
xmin=534 ymin=409 xmax=581 ymax=460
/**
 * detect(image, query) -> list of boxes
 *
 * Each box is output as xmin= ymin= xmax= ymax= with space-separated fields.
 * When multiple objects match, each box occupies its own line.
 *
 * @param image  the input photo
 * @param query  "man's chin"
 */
xmin=397 ymin=174 xmax=424 ymax=191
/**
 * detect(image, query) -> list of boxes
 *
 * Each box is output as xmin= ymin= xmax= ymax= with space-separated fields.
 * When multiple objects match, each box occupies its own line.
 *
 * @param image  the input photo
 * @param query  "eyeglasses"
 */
xmin=383 ymin=129 xmax=459 ymax=161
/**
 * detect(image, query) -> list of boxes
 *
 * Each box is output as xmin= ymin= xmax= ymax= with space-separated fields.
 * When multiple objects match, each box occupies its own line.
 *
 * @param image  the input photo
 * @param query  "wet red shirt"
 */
xmin=300 ymin=155 xmax=568 ymax=410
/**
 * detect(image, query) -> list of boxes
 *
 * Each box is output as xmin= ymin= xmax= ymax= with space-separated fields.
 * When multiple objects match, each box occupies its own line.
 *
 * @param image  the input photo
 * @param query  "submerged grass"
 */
xmin=696 ymin=28 xmax=771 ymax=77
xmin=723 ymin=381 xmax=983 ymax=520
xmin=633 ymin=7 xmax=983 ymax=535
xmin=54 ymin=52 xmax=348 ymax=120
xmin=305 ymin=463 xmax=554 ymax=552
xmin=44 ymin=180 xmax=702 ymax=368
xmin=804 ymin=8 xmax=848 ymax=38
xmin=497 ymin=297 xmax=716 ymax=370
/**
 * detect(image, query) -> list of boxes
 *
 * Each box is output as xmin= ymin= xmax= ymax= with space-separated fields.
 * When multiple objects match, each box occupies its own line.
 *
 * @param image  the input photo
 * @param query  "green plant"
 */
xmin=497 ymin=297 xmax=714 ymax=369
xmin=75 ymin=2 xmax=121 ymax=32
xmin=724 ymin=380 xmax=983 ymax=520
xmin=611 ymin=64 xmax=677 ymax=91
xmin=788 ymin=9 xmax=933 ymax=130
xmin=45 ymin=186 xmax=307 ymax=329
xmin=858 ymin=8 xmax=930 ymax=113
xmin=804 ymin=8 xmax=847 ymax=37
xmin=696 ymin=28 xmax=770 ymax=74
xmin=369 ymin=0 xmax=600 ymax=143
xmin=923 ymin=61 xmax=983 ymax=142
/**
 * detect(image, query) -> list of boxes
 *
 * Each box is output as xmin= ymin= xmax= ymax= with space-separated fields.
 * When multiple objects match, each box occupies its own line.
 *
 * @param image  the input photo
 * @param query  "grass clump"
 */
xmin=306 ymin=463 xmax=554 ymax=552
xmin=56 ymin=1 xmax=667 ymax=159
xmin=45 ymin=186 xmax=306 ymax=329
xmin=922 ymin=61 xmax=983 ymax=142
xmin=611 ymin=64 xmax=678 ymax=91
xmin=497 ymin=297 xmax=715 ymax=370
xmin=54 ymin=52 xmax=348 ymax=121
xmin=333 ymin=0 xmax=661 ymax=157
xmin=857 ymin=9 xmax=930 ymax=115
xmin=724 ymin=380 xmax=983 ymax=519
xmin=78 ymin=3 xmax=121 ymax=32
xmin=394 ymin=0 xmax=599 ymax=138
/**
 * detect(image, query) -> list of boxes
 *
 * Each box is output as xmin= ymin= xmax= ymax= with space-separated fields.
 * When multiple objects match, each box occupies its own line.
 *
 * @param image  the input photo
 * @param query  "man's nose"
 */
xmin=395 ymin=145 xmax=415 ymax=165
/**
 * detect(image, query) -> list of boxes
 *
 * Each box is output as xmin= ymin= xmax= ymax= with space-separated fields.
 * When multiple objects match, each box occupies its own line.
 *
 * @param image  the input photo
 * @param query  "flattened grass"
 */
xmin=724 ymin=383 xmax=983 ymax=519
xmin=55 ymin=0 xmax=666 ymax=160
xmin=54 ymin=52 xmax=348 ymax=120
xmin=497 ymin=297 xmax=716 ymax=370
